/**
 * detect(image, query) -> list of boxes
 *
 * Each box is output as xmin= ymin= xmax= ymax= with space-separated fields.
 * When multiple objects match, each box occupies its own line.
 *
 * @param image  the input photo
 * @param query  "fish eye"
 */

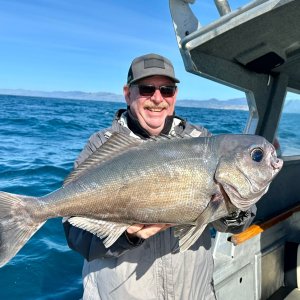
xmin=251 ymin=148 xmax=264 ymax=162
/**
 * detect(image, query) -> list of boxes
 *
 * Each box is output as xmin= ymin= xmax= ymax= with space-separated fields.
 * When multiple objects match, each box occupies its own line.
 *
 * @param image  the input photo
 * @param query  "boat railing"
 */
xmin=230 ymin=203 xmax=300 ymax=246
xmin=214 ymin=0 xmax=231 ymax=16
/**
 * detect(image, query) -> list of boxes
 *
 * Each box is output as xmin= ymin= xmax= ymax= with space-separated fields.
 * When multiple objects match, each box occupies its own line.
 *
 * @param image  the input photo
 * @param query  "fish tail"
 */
xmin=0 ymin=191 xmax=45 ymax=267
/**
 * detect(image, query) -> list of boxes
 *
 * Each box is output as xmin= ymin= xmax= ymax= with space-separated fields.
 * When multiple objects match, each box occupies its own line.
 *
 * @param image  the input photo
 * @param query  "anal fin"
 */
xmin=68 ymin=217 xmax=130 ymax=248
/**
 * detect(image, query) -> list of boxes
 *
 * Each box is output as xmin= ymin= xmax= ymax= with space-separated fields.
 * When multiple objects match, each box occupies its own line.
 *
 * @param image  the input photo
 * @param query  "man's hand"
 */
xmin=126 ymin=224 xmax=173 ymax=239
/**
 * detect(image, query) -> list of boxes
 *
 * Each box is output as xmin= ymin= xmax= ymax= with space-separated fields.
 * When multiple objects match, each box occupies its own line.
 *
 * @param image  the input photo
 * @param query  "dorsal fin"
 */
xmin=63 ymin=132 xmax=143 ymax=186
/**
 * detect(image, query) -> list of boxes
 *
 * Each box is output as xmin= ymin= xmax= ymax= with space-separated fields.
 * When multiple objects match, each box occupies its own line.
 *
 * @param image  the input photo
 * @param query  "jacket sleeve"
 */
xmin=211 ymin=205 xmax=257 ymax=234
xmin=63 ymin=130 xmax=144 ymax=260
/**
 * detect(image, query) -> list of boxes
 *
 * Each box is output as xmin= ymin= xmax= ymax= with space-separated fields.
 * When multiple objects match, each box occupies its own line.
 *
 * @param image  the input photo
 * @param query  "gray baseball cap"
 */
xmin=127 ymin=53 xmax=180 ymax=84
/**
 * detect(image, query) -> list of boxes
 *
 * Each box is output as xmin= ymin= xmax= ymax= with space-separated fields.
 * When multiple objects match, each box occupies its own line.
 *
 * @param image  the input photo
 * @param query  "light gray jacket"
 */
xmin=64 ymin=110 xmax=256 ymax=300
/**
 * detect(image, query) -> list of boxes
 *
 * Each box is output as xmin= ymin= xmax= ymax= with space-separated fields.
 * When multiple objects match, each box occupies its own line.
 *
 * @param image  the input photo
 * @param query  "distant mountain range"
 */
xmin=0 ymin=88 xmax=124 ymax=102
xmin=0 ymin=88 xmax=299 ymax=112
xmin=176 ymin=98 xmax=248 ymax=110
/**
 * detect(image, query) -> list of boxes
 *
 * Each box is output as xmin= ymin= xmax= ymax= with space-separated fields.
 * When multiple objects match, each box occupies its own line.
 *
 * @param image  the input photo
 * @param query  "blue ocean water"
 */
xmin=0 ymin=94 xmax=298 ymax=299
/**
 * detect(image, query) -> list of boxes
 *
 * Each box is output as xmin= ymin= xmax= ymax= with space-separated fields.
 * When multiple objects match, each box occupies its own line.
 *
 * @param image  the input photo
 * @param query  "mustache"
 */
xmin=143 ymin=101 xmax=168 ymax=110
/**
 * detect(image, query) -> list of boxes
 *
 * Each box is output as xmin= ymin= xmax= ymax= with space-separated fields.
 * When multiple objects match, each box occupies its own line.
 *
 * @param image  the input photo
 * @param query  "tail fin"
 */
xmin=0 ymin=192 xmax=45 ymax=267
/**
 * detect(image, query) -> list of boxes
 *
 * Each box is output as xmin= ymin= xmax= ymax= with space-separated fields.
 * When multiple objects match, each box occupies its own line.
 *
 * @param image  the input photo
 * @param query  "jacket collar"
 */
xmin=114 ymin=108 xmax=185 ymax=139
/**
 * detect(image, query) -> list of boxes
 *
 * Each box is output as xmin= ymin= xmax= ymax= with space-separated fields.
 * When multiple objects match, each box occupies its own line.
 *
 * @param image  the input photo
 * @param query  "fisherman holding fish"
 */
xmin=61 ymin=54 xmax=280 ymax=300
xmin=0 ymin=53 xmax=282 ymax=298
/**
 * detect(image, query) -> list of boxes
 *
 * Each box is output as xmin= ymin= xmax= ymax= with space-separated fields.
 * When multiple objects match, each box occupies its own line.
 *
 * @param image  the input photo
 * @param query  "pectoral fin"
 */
xmin=68 ymin=217 xmax=130 ymax=248
xmin=175 ymin=223 xmax=207 ymax=252
xmin=174 ymin=195 xmax=223 ymax=252
xmin=174 ymin=224 xmax=195 ymax=239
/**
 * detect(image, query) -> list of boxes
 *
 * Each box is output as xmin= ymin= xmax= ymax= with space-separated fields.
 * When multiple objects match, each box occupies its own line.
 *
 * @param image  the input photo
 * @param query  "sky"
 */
xmin=0 ymin=0 xmax=251 ymax=100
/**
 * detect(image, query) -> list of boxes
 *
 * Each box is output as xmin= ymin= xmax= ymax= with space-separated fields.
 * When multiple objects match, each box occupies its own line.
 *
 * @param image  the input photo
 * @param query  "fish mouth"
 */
xmin=272 ymin=156 xmax=283 ymax=171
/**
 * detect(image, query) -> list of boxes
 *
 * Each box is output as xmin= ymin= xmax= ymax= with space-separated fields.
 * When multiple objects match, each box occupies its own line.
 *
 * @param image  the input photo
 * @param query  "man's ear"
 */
xmin=123 ymin=85 xmax=131 ymax=105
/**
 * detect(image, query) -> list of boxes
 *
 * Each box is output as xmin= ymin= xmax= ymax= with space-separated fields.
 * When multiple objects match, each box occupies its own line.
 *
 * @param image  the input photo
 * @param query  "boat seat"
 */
xmin=268 ymin=242 xmax=300 ymax=300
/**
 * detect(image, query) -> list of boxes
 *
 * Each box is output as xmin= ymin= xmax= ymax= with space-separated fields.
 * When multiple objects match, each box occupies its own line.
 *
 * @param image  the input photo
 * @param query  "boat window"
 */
xmin=276 ymin=91 xmax=300 ymax=157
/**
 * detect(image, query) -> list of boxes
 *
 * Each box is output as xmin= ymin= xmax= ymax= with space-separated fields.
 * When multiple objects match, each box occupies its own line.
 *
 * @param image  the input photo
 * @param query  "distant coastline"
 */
xmin=0 ymin=88 xmax=249 ymax=111
xmin=0 ymin=88 xmax=299 ymax=113
xmin=0 ymin=88 xmax=124 ymax=103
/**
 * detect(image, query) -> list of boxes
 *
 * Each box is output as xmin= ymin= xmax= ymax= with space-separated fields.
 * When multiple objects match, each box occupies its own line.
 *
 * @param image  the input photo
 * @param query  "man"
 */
xmin=63 ymin=53 xmax=255 ymax=300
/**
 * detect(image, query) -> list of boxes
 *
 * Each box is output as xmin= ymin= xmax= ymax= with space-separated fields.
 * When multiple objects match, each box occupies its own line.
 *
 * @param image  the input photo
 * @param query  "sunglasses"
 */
xmin=131 ymin=84 xmax=177 ymax=98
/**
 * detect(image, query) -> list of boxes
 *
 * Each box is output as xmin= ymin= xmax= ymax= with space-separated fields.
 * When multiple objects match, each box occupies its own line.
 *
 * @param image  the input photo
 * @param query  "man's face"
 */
xmin=124 ymin=75 xmax=178 ymax=136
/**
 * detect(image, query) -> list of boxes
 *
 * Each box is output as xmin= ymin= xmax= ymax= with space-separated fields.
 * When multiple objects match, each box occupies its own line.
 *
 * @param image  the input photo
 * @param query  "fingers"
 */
xmin=126 ymin=224 xmax=144 ymax=235
xmin=134 ymin=224 xmax=169 ymax=239
xmin=126 ymin=224 xmax=173 ymax=239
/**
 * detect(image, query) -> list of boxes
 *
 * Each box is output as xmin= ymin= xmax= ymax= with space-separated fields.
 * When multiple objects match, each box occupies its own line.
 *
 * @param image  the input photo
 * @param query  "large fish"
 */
xmin=0 ymin=133 xmax=283 ymax=267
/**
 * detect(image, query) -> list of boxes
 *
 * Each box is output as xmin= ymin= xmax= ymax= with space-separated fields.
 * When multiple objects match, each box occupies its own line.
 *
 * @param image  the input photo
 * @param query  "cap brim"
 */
xmin=129 ymin=74 xmax=180 ymax=84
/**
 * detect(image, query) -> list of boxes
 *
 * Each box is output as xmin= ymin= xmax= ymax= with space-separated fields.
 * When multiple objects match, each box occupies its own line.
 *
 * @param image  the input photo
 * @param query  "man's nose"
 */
xmin=150 ymin=89 xmax=163 ymax=103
